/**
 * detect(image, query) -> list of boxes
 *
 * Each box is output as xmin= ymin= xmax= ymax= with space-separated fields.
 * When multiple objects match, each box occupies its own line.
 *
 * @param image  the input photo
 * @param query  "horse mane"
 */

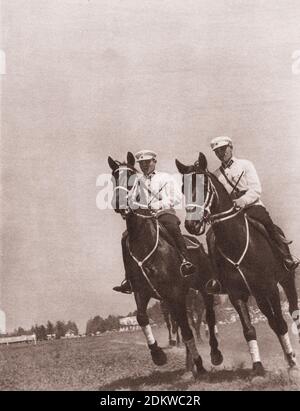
xmin=207 ymin=170 xmax=233 ymax=205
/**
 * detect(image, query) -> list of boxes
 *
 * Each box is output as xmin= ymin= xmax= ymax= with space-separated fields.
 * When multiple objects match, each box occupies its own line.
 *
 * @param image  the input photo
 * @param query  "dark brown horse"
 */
xmin=108 ymin=152 xmax=223 ymax=377
xmin=176 ymin=153 xmax=299 ymax=376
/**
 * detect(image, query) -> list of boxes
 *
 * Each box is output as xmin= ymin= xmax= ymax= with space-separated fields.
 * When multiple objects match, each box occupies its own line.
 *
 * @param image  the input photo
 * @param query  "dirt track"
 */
xmin=1 ymin=319 xmax=300 ymax=391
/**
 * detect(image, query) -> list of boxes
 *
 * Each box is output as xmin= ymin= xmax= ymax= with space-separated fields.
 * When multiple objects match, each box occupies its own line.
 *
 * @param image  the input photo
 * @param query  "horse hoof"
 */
xmin=192 ymin=356 xmax=207 ymax=378
xmin=150 ymin=345 xmax=167 ymax=366
xmin=211 ymin=349 xmax=223 ymax=366
xmin=251 ymin=361 xmax=265 ymax=377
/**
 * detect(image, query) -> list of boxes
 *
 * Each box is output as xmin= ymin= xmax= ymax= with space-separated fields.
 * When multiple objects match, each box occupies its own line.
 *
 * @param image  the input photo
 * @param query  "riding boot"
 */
xmin=158 ymin=214 xmax=196 ymax=277
xmin=113 ymin=278 xmax=132 ymax=294
xmin=270 ymin=230 xmax=299 ymax=272
xmin=113 ymin=232 xmax=133 ymax=294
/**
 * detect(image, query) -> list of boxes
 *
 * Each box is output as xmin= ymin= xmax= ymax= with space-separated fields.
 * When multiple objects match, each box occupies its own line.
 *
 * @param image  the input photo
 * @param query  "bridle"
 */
xmin=185 ymin=171 xmax=243 ymax=234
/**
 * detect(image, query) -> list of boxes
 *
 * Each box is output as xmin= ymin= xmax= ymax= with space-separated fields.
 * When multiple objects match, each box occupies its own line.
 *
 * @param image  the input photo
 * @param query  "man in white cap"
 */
xmin=113 ymin=150 xmax=196 ymax=294
xmin=209 ymin=136 xmax=298 ymax=274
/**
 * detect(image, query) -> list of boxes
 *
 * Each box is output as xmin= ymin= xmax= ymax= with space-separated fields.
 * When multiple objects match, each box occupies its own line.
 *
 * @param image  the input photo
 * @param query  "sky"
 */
xmin=1 ymin=0 xmax=300 ymax=333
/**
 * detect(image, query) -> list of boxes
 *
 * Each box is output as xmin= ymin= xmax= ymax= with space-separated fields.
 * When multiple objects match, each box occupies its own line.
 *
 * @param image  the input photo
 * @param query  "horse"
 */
xmin=161 ymin=289 xmax=206 ymax=346
xmin=176 ymin=152 xmax=300 ymax=376
xmin=160 ymin=300 xmax=181 ymax=346
xmin=108 ymin=152 xmax=223 ymax=377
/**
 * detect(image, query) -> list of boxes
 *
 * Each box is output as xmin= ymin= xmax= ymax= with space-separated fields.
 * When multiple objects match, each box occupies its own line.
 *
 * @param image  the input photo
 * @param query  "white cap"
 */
xmin=210 ymin=136 xmax=233 ymax=151
xmin=135 ymin=150 xmax=157 ymax=162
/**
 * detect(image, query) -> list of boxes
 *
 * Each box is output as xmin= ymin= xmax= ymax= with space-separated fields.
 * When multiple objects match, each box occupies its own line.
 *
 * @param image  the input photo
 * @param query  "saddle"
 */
xmin=206 ymin=213 xmax=291 ymax=285
xmin=158 ymin=222 xmax=204 ymax=252
xmin=246 ymin=216 xmax=291 ymax=246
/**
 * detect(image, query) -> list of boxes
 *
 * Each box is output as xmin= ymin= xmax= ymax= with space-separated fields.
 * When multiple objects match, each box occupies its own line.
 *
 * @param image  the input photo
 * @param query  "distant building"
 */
xmin=119 ymin=316 xmax=140 ymax=332
xmin=46 ymin=333 xmax=56 ymax=340
xmin=0 ymin=310 xmax=6 ymax=334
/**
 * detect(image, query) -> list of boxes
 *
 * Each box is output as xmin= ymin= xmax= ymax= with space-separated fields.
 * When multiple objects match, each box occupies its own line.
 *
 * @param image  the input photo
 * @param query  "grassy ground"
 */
xmin=0 ymin=320 xmax=300 ymax=391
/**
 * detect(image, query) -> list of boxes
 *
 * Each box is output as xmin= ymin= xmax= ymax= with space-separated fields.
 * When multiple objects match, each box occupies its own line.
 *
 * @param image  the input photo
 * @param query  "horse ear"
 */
xmin=175 ymin=159 xmax=190 ymax=174
xmin=108 ymin=156 xmax=118 ymax=171
xmin=197 ymin=152 xmax=208 ymax=171
xmin=127 ymin=152 xmax=135 ymax=167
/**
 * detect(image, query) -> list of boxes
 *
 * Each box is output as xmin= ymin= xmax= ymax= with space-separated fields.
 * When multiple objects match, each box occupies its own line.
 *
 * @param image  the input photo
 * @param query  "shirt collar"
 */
xmin=143 ymin=170 xmax=156 ymax=179
xmin=221 ymin=157 xmax=235 ymax=169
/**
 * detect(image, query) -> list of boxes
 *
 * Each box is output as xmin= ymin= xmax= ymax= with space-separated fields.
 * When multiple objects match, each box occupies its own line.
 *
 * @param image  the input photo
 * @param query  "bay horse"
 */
xmin=176 ymin=152 xmax=299 ymax=376
xmin=108 ymin=152 xmax=223 ymax=377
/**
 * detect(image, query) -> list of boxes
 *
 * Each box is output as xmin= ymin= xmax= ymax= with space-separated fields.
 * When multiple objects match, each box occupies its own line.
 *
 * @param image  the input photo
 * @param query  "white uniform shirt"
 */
xmin=129 ymin=171 xmax=182 ymax=211
xmin=213 ymin=157 xmax=264 ymax=208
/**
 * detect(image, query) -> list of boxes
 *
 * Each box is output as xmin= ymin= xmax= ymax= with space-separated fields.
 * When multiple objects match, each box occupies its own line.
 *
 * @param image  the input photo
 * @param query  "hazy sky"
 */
xmin=1 ymin=0 xmax=300 ymax=332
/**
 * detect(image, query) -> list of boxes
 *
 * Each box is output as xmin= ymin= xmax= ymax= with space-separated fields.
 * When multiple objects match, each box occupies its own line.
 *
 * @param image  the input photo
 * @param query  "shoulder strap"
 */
xmin=219 ymin=167 xmax=236 ymax=190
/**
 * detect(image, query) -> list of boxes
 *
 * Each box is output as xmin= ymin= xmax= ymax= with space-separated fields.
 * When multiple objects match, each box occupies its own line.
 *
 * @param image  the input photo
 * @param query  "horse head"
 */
xmin=175 ymin=152 xmax=229 ymax=235
xmin=107 ymin=152 xmax=138 ymax=218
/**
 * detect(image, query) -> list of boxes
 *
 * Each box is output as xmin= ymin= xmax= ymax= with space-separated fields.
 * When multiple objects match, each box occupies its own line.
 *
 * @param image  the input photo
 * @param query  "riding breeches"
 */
xmin=157 ymin=213 xmax=188 ymax=258
xmin=245 ymin=205 xmax=292 ymax=258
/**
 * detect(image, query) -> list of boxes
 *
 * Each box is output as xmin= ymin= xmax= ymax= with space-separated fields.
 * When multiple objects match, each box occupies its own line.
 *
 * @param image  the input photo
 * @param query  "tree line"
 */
xmin=0 ymin=320 xmax=79 ymax=341
xmin=0 ymin=302 xmax=167 ymax=340
xmin=85 ymin=302 xmax=165 ymax=335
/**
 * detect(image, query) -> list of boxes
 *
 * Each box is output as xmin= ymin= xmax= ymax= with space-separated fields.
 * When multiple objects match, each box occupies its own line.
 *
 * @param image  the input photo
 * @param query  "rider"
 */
xmin=207 ymin=136 xmax=299 ymax=293
xmin=113 ymin=149 xmax=196 ymax=294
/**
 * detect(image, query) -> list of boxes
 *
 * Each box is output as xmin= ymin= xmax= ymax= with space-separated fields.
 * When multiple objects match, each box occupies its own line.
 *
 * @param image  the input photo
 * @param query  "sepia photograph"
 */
xmin=1 ymin=0 xmax=300 ymax=392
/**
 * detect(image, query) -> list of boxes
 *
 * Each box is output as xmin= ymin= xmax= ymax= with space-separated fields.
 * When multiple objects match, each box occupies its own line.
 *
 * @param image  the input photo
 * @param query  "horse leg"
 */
xmin=171 ymin=300 xmax=206 ymax=377
xmin=269 ymin=288 xmax=298 ymax=368
xmin=170 ymin=317 xmax=179 ymax=346
xmin=163 ymin=312 xmax=173 ymax=346
xmin=195 ymin=317 xmax=203 ymax=344
xmin=279 ymin=275 xmax=300 ymax=344
xmin=229 ymin=295 xmax=265 ymax=376
xmin=257 ymin=288 xmax=297 ymax=369
xmin=203 ymin=294 xmax=223 ymax=366
xmin=134 ymin=291 xmax=167 ymax=366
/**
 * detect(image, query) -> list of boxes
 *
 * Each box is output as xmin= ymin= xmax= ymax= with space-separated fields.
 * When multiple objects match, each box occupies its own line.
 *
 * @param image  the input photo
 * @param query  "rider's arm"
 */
xmin=160 ymin=173 xmax=183 ymax=209
xmin=234 ymin=160 xmax=262 ymax=208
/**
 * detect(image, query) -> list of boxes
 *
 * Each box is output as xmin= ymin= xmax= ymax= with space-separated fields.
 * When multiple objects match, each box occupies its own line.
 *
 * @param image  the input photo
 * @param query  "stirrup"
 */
xmin=205 ymin=279 xmax=222 ymax=295
xmin=180 ymin=260 xmax=196 ymax=277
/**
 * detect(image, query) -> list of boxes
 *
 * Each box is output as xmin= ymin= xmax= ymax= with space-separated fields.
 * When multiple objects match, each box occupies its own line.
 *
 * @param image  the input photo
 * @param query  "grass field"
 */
xmin=1 ymin=319 xmax=300 ymax=391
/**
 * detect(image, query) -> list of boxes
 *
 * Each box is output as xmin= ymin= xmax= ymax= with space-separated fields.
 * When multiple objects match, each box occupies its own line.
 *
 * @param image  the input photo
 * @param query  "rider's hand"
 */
xmin=233 ymin=197 xmax=247 ymax=209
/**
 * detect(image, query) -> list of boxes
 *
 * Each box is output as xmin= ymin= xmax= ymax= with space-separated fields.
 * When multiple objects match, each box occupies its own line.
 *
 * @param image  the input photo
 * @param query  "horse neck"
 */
xmin=126 ymin=213 xmax=157 ymax=253
xmin=210 ymin=174 xmax=246 ymax=247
